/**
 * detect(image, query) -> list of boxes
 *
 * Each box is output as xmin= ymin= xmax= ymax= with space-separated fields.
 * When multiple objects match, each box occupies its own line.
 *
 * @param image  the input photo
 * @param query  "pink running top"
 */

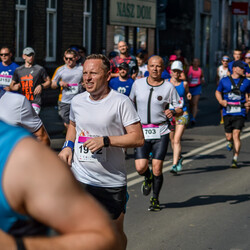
xmin=187 ymin=66 xmax=202 ymax=87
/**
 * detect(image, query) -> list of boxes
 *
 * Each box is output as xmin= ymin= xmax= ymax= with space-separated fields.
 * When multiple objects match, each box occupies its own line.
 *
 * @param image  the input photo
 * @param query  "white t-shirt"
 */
xmin=53 ymin=64 xmax=83 ymax=104
xmin=129 ymin=77 xmax=182 ymax=135
xmin=218 ymin=65 xmax=228 ymax=80
xmin=0 ymin=90 xmax=42 ymax=133
xmin=70 ymin=89 xmax=140 ymax=187
xmin=136 ymin=64 xmax=148 ymax=79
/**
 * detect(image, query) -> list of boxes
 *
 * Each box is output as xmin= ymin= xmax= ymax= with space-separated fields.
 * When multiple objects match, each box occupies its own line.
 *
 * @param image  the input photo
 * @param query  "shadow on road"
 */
xmin=161 ymin=194 xmax=250 ymax=209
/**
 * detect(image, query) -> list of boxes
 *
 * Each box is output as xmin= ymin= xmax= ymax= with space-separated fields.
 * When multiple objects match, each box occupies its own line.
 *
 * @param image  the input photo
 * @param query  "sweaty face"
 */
xmin=233 ymin=51 xmax=241 ymax=61
xmin=118 ymin=42 xmax=128 ymax=55
xmin=23 ymin=53 xmax=35 ymax=64
xmin=83 ymin=59 xmax=110 ymax=96
xmin=0 ymin=48 xmax=12 ymax=64
xmin=64 ymin=53 xmax=77 ymax=68
xmin=119 ymin=68 xmax=128 ymax=78
xmin=147 ymin=57 xmax=164 ymax=80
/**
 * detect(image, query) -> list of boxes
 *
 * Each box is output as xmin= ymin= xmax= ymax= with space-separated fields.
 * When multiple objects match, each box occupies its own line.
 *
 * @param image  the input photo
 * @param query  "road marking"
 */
xmin=127 ymin=126 xmax=250 ymax=187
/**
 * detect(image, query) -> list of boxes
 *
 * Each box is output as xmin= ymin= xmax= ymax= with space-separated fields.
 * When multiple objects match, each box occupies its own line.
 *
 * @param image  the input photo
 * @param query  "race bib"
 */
xmin=65 ymin=83 xmax=78 ymax=95
xmin=142 ymin=124 xmax=161 ymax=140
xmin=77 ymin=136 xmax=106 ymax=162
xmin=191 ymin=78 xmax=199 ymax=85
xmin=226 ymin=102 xmax=241 ymax=114
xmin=0 ymin=74 xmax=12 ymax=86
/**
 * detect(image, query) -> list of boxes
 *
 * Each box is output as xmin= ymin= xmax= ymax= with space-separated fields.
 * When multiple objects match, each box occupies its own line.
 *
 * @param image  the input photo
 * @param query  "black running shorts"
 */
xmin=224 ymin=115 xmax=245 ymax=133
xmin=135 ymin=133 xmax=170 ymax=161
xmin=81 ymin=184 xmax=127 ymax=220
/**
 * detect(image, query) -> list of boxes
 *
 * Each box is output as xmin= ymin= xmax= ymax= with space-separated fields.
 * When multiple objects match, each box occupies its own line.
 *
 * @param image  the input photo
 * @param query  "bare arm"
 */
xmin=184 ymin=81 xmax=192 ymax=100
xmin=33 ymin=125 xmax=50 ymax=146
xmin=3 ymin=137 xmax=122 ymax=250
xmin=9 ymin=80 xmax=21 ymax=92
xmin=34 ymin=76 xmax=51 ymax=95
xmin=111 ymin=72 xmax=119 ymax=78
xmin=83 ymin=121 xmax=144 ymax=153
xmin=58 ymin=121 xmax=76 ymax=165
xmin=51 ymin=79 xmax=69 ymax=89
xmin=215 ymin=90 xmax=227 ymax=107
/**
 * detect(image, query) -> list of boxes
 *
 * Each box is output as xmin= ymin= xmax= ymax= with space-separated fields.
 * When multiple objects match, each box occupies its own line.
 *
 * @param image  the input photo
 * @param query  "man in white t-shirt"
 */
xmin=58 ymin=54 xmax=144 ymax=248
xmin=0 ymin=89 xmax=50 ymax=146
xmin=51 ymin=48 xmax=83 ymax=130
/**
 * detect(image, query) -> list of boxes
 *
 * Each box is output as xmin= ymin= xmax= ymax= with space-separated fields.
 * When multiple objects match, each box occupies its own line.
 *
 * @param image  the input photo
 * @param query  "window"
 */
xmin=15 ymin=0 xmax=27 ymax=61
xmin=83 ymin=0 xmax=92 ymax=54
xmin=46 ymin=0 xmax=57 ymax=61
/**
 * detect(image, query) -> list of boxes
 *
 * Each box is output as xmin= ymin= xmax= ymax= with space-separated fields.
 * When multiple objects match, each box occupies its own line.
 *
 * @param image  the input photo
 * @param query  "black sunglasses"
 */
xmin=65 ymin=57 xmax=74 ymax=61
xmin=0 ymin=53 xmax=10 ymax=56
xmin=26 ymin=53 xmax=35 ymax=57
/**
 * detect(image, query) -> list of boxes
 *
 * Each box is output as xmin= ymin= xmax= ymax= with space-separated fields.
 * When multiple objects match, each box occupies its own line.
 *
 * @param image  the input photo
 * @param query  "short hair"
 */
xmin=85 ymin=54 xmax=110 ymax=72
xmin=234 ymin=48 xmax=242 ymax=53
xmin=0 ymin=46 xmax=11 ymax=52
xmin=136 ymin=52 xmax=145 ymax=60
xmin=64 ymin=48 xmax=78 ymax=57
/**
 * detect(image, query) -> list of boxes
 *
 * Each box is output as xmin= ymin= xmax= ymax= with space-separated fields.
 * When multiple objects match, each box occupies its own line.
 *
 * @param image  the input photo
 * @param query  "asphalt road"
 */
xmin=40 ymin=83 xmax=250 ymax=250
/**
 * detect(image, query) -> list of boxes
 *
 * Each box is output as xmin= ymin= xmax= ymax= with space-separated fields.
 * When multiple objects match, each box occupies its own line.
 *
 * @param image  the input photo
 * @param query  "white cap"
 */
xmin=171 ymin=60 xmax=183 ymax=71
xmin=23 ymin=47 xmax=35 ymax=55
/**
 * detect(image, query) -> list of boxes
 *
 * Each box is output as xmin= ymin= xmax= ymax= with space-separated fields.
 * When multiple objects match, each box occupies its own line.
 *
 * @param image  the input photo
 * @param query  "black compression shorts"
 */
xmin=135 ymin=133 xmax=170 ymax=161
xmin=81 ymin=184 xmax=127 ymax=220
xmin=224 ymin=115 xmax=245 ymax=133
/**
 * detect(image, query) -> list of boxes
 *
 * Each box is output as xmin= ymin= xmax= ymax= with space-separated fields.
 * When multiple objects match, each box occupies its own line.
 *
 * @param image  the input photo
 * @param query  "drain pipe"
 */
xmin=102 ymin=0 xmax=107 ymax=55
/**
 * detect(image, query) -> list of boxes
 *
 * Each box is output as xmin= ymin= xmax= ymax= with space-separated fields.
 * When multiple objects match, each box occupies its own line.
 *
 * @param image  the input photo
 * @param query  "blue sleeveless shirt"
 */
xmin=0 ymin=121 xmax=48 ymax=236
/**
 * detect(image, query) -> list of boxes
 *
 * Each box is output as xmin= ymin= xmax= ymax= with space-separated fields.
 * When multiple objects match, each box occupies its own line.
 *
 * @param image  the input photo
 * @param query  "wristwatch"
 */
xmin=103 ymin=136 xmax=110 ymax=147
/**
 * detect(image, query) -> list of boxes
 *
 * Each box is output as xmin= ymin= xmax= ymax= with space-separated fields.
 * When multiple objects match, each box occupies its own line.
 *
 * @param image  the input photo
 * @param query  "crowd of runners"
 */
xmin=0 ymin=42 xmax=250 ymax=249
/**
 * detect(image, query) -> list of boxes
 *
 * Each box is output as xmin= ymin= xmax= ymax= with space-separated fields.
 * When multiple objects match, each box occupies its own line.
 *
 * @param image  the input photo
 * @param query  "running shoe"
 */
xmin=170 ymin=165 xmax=177 ymax=174
xmin=176 ymin=158 xmax=183 ymax=172
xmin=141 ymin=171 xmax=153 ymax=196
xmin=148 ymin=197 xmax=161 ymax=211
xmin=226 ymin=141 xmax=233 ymax=151
xmin=231 ymin=159 xmax=238 ymax=168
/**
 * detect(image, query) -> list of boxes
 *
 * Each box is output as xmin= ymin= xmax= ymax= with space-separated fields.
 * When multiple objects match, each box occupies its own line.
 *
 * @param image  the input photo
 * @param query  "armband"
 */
xmin=15 ymin=237 xmax=26 ymax=250
xmin=62 ymin=140 xmax=74 ymax=151
xmin=57 ymin=79 xmax=60 ymax=87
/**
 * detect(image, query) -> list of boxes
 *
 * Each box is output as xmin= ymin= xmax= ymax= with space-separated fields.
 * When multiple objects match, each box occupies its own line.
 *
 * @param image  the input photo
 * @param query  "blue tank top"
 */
xmin=0 ymin=121 xmax=48 ymax=236
xmin=168 ymin=79 xmax=187 ymax=112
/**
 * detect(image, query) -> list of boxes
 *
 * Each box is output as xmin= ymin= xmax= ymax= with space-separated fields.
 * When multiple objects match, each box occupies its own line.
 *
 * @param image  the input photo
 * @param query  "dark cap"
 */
xmin=233 ymin=60 xmax=245 ymax=69
xmin=119 ymin=62 xmax=129 ymax=70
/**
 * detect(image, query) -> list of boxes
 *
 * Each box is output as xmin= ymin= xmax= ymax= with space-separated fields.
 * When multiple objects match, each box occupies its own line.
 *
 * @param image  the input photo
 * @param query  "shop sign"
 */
xmin=232 ymin=2 xmax=248 ymax=15
xmin=109 ymin=0 xmax=156 ymax=28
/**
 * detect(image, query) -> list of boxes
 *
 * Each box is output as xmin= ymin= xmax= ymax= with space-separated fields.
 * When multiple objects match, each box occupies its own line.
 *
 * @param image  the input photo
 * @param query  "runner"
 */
xmin=58 ymin=54 xmax=144 ymax=247
xmin=0 ymin=46 xmax=19 ymax=91
xmin=216 ymin=55 xmax=230 ymax=124
xmin=187 ymin=58 xmax=205 ymax=125
xmin=51 ymin=48 xmax=83 ymax=130
xmin=0 ymin=89 xmax=50 ymax=146
xmin=9 ymin=47 xmax=51 ymax=115
xmin=129 ymin=55 xmax=183 ymax=211
xmin=109 ymin=62 xmax=134 ymax=96
xmin=228 ymin=48 xmax=250 ymax=78
xmin=110 ymin=41 xmax=138 ymax=79
xmin=136 ymin=52 xmax=148 ymax=79
xmin=0 ymin=120 xmax=122 ymax=249
xmin=215 ymin=60 xmax=250 ymax=168
xmin=168 ymin=61 xmax=192 ymax=174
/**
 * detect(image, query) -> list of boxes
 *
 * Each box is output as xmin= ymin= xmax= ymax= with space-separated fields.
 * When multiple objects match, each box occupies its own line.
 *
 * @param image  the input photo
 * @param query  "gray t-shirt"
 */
xmin=70 ymin=89 xmax=140 ymax=187
xmin=129 ymin=77 xmax=182 ymax=134
xmin=53 ymin=64 xmax=83 ymax=104
xmin=12 ymin=64 xmax=48 ymax=106
xmin=0 ymin=90 xmax=42 ymax=133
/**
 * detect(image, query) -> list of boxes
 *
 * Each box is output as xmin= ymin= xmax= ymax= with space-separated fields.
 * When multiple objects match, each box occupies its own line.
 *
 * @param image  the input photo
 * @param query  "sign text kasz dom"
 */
xmin=109 ymin=0 xmax=156 ymax=28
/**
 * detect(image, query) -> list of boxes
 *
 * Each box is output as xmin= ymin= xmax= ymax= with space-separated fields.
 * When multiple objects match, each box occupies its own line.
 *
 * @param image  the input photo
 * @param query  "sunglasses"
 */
xmin=245 ymin=57 xmax=250 ymax=59
xmin=26 ymin=53 xmax=35 ymax=57
xmin=65 ymin=57 xmax=74 ymax=61
xmin=0 ymin=53 xmax=10 ymax=56
xmin=222 ymin=60 xmax=229 ymax=62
